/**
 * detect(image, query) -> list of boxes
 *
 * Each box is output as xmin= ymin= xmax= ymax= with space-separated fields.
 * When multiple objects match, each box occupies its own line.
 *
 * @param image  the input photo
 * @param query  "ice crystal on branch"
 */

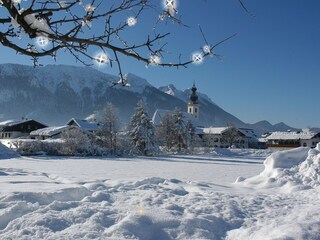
xmin=94 ymin=52 xmax=109 ymax=67
xmin=127 ymin=17 xmax=137 ymax=27
xmin=36 ymin=36 xmax=50 ymax=48
xmin=84 ymin=4 xmax=95 ymax=12
xmin=192 ymin=52 xmax=204 ymax=65
xmin=12 ymin=0 xmax=21 ymax=4
xmin=203 ymin=45 xmax=212 ymax=54
xmin=149 ymin=55 xmax=161 ymax=65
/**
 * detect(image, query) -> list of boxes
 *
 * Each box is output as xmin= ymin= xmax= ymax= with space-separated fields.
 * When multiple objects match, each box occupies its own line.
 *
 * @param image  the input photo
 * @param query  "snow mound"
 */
xmin=237 ymin=144 xmax=320 ymax=191
xmin=0 ymin=143 xmax=20 ymax=159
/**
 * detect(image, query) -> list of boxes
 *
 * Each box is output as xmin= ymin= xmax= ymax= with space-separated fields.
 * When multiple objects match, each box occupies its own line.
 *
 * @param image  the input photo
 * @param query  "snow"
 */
xmin=66 ymin=118 xmax=99 ymax=131
xmin=30 ymin=125 xmax=70 ymax=137
xmin=200 ymin=126 xmax=229 ymax=135
xmin=237 ymin=145 xmax=320 ymax=192
xmin=0 ymin=148 xmax=319 ymax=239
xmin=0 ymin=143 xmax=20 ymax=159
xmin=266 ymin=129 xmax=319 ymax=140
xmin=23 ymin=14 xmax=52 ymax=36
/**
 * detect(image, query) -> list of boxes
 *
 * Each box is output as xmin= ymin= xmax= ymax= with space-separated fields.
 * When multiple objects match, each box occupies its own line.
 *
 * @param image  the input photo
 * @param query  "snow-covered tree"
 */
xmin=0 ymin=0 xmax=243 ymax=84
xmin=62 ymin=127 xmax=96 ymax=156
xmin=156 ymin=109 xmax=195 ymax=152
xmin=221 ymin=126 xmax=242 ymax=148
xmin=129 ymin=100 xmax=157 ymax=156
xmin=155 ymin=112 xmax=175 ymax=151
xmin=96 ymin=102 xmax=120 ymax=153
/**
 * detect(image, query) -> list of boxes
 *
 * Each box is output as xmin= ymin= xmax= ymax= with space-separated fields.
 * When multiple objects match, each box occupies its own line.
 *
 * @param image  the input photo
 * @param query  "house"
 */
xmin=266 ymin=129 xmax=320 ymax=149
xmin=0 ymin=119 xmax=47 ymax=139
xmin=30 ymin=125 xmax=72 ymax=140
xmin=66 ymin=118 xmax=99 ymax=132
xmin=198 ymin=126 xmax=249 ymax=148
xmin=239 ymin=128 xmax=267 ymax=149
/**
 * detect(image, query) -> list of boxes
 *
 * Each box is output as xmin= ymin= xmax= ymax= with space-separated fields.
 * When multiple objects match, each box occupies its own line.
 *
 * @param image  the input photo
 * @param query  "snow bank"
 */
xmin=0 ymin=143 xmax=20 ymax=159
xmin=236 ymin=144 xmax=320 ymax=191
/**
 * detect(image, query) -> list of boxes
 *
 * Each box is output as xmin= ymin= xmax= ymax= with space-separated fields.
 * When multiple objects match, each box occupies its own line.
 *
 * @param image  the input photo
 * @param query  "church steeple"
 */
xmin=187 ymin=82 xmax=200 ymax=119
xmin=189 ymin=82 xmax=198 ymax=104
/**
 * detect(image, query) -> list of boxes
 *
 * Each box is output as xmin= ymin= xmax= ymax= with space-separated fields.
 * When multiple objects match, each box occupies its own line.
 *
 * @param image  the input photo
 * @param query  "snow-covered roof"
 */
xmin=30 ymin=125 xmax=71 ymax=137
xmin=0 ymin=119 xmax=46 ymax=128
xmin=266 ymin=130 xmax=320 ymax=140
xmin=199 ymin=127 xmax=229 ymax=135
xmin=151 ymin=109 xmax=200 ymax=127
xmin=66 ymin=118 xmax=99 ymax=131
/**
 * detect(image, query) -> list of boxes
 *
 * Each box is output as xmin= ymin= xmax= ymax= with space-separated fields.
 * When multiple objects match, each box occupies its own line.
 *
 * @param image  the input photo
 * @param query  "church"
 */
xmin=152 ymin=83 xmax=252 ymax=149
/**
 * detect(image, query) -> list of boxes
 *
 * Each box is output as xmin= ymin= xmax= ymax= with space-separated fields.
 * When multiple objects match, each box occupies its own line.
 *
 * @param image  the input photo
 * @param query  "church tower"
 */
xmin=188 ymin=83 xmax=199 ymax=119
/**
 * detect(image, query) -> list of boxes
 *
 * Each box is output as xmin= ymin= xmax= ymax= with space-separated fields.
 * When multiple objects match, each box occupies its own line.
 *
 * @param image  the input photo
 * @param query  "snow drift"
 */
xmin=236 ymin=143 xmax=320 ymax=191
xmin=0 ymin=143 xmax=20 ymax=160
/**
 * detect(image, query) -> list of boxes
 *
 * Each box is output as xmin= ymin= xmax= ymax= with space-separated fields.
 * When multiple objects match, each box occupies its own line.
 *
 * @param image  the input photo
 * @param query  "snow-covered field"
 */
xmin=0 ymin=145 xmax=319 ymax=240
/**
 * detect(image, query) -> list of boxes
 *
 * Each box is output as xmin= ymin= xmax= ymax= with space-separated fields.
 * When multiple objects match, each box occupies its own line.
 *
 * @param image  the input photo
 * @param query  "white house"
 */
xmin=198 ymin=126 xmax=249 ymax=148
xmin=266 ymin=129 xmax=320 ymax=149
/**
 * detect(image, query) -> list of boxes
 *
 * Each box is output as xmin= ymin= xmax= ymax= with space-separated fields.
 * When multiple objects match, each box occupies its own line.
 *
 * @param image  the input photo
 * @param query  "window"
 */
xmin=195 ymin=108 xmax=197 ymax=113
xmin=189 ymin=108 xmax=192 ymax=113
xmin=303 ymin=143 xmax=307 ymax=147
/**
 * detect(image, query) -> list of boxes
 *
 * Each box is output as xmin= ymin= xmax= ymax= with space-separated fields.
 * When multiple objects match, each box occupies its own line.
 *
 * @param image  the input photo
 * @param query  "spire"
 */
xmin=189 ymin=82 xmax=198 ymax=104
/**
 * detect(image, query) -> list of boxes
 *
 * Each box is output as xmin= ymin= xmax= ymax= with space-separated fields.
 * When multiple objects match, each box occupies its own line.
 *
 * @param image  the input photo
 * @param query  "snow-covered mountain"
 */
xmin=0 ymin=64 xmax=297 ymax=134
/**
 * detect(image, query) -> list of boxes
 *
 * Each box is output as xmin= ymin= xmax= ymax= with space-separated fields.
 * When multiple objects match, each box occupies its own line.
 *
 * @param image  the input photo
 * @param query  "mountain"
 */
xmin=0 ymin=63 xmax=297 ymax=135
xmin=246 ymin=121 xmax=298 ymax=136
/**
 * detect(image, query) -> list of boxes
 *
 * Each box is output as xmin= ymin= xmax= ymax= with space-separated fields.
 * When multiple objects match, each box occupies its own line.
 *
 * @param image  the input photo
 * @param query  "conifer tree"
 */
xmin=129 ymin=100 xmax=157 ymax=156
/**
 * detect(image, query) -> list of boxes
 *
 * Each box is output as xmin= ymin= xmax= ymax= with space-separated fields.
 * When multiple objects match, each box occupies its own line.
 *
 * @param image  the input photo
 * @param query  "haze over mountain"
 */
xmin=0 ymin=64 xmax=297 ymax=135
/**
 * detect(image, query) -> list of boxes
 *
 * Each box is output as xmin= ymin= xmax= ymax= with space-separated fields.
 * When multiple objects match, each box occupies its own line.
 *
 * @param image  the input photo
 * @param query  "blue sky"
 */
xmin=1 ymin=0 xmax=320 ymax=128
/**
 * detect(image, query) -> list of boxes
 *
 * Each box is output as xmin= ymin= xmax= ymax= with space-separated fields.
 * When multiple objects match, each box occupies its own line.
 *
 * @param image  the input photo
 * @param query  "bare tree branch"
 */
xmin=0 ymin=0 xmax=247 ymax=83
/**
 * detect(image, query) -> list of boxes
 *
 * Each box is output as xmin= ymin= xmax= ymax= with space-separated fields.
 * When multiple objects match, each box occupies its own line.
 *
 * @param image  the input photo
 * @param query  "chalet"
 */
xmin=66 ymin=118 xmax=99 ymax=132
xmin=198 ymin=126 xmax=249 ymax=148
xmin=0 ymin=119 xmax=47 ymax=139
xmin=239 ymin=128 xmax=267 ymax=149
xmin=266 ymin=129 xmax=320 ymax=149
xmin=30 ymin=125 xmax=72 ymax=140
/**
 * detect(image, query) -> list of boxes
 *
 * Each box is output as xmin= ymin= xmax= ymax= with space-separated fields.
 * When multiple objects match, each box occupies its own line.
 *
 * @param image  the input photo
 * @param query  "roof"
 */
xmin=30 ymin=125 xmax=71 ymax=137
xmin=151 ymin=109 xmax=200 ymax=127
xmin=198 ymin=127 xmax=229 ymax=135
xmin=66 ymin=118 xmax=99 ymax=131
xmin=0 ymin=119 xmax=31 ymax=127
xmin=0 ymin=119 xmax=47 ymax=130
xmin=266 ymin=130 xmax=320 ymax=140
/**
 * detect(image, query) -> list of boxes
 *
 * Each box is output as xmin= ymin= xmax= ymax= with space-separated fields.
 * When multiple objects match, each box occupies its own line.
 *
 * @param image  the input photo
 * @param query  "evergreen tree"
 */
xmin=96 ymin=102 xmax=120 ymax=153
xmin=129 ymin=100 xmax=157 ymax=156
xmin=156 ymin=109 xmax=195 ymax=152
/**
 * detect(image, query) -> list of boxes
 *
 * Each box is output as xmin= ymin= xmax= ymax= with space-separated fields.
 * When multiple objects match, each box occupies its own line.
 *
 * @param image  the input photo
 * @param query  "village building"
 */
xmin=30 ymin=125 xmax=73 ymax=140
xmin=0 ymin=119 xmax=47 ymax=139
xmin=266 ymin=129 xmax=320 ymax=149
xmin=198 ymin=126 xmax=250 ymax=148
xmin=239 ymin=128 xmax=267 ymax=149
xmin=66 ymin=118 xmax=99 ymax=132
